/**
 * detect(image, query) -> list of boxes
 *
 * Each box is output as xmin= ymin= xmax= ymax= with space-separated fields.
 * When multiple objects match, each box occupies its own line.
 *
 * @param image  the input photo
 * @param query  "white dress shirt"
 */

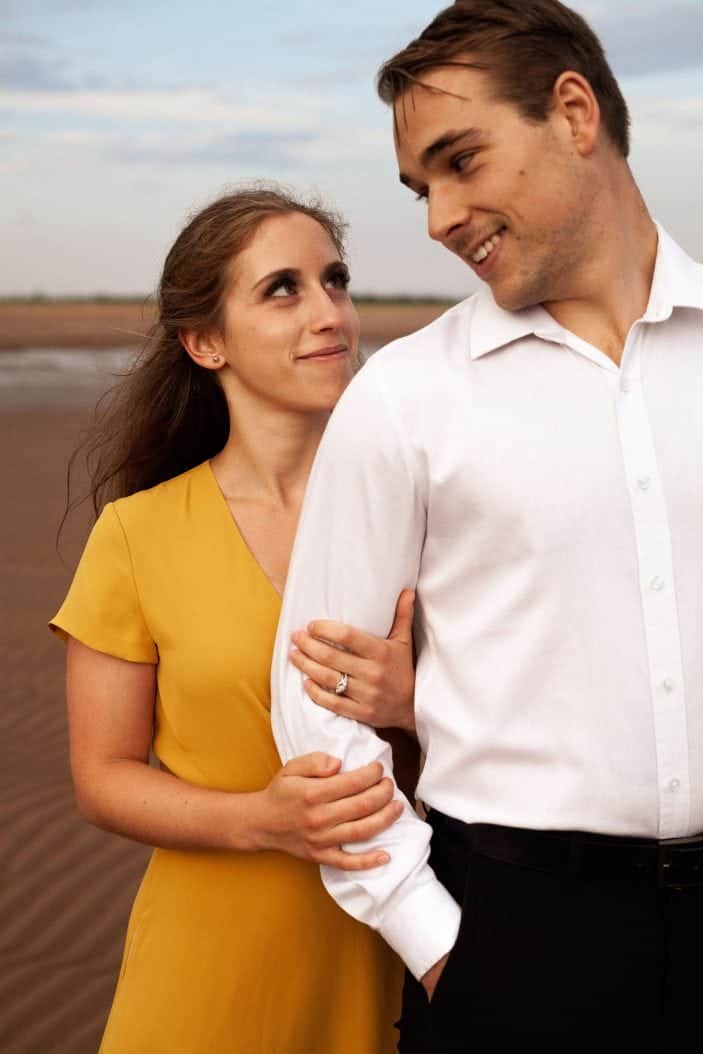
xmin=271 ymin=226 xmax=703 ymax=980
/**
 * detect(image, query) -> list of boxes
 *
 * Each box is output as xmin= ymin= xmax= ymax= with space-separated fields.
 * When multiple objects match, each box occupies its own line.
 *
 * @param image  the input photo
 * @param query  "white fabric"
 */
xmin=271 ymin=226 xmax=703 ymax=980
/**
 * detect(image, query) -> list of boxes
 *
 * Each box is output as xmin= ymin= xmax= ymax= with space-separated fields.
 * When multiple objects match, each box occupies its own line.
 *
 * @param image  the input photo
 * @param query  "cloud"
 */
xmin=113 ymin=130 xmax=317 ymax=169
xmin=32 ymin=118 xmax=385 ymax=174
xmin=0 ymin=31 xmax=48 ymax=47
xmin=0 ymin=24 xmax=117 ymax=93
xmin=633 ymin=93 xmax=703 ymax=134
xmin=0 ymin=51 xmax=73 ymax=91
xmin=285 ymin=68 xmax=366 ymax=90
xmin=580 ymin=2 xmax=703 ymax=77
xmin=0 ymin=87 xmax=316 ymax=126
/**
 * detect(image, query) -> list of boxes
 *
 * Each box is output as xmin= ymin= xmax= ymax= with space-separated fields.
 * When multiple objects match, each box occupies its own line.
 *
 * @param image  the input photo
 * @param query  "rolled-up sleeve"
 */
xmin=271 ymin=359 xmax=460 ymax=980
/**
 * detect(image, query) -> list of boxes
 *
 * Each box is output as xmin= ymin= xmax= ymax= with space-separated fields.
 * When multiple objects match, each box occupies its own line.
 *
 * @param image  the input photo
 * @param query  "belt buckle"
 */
xmin=657 ymin=838 xmax=703 ymax=889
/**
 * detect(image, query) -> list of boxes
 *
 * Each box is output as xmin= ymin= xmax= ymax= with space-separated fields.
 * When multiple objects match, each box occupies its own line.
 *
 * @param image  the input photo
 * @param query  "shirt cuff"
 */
xmin=379 ymin=872 xmax=462 ymax=981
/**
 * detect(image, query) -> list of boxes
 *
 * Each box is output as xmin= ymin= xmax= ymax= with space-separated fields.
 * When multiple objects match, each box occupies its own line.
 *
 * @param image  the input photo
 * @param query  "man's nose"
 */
xmin=427 ymin=186 xmax=472 ymax=244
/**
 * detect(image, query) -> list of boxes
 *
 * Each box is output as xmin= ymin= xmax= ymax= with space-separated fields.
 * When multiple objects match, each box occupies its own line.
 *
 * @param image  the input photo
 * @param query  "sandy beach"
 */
xmin=0 ymin=398 xmax=152 ymax=1054
xmin=0 ymin=298 xmax=452 ymax=351
xmin=0 ymin=301 xmax=445 ymax=1053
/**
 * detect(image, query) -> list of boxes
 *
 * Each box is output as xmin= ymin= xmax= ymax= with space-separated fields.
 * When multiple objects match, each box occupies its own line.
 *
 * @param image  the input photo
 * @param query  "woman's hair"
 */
xmin=377 ymin=0 xmax=631 ymax=158
xmin=68 ymin=185 xmax=347 ymax=521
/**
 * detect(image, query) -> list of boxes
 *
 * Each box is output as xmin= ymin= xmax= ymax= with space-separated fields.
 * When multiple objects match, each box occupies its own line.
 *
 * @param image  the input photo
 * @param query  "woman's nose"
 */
xmin=309 ymin=288 xmax=344 ymax=332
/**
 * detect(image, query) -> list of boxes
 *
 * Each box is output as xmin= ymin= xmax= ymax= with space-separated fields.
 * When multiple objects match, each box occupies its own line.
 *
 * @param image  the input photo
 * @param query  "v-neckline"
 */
xmin=203 ymin=460 xmax=283 ymax=605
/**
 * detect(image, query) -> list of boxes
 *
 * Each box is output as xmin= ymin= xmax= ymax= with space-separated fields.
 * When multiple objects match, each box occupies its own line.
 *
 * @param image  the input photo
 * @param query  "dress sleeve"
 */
xmin=49 ymin=502 xmax=158 ymax=664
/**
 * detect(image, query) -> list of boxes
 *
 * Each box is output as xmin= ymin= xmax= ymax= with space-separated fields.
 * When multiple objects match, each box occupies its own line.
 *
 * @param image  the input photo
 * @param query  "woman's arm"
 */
xmin=67 ymin=637 xmax=402 ymax=870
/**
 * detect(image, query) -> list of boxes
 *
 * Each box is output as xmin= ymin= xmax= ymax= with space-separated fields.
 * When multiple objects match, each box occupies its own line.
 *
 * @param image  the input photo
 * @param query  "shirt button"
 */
xmin=669 ymin=779 xmax=680 ymax=792
xmin=650 ymin=576 xmax=665 ymax=592
xmin=621 ymin=379 xmax=631 ymax=393
xmin=637 ymin=476 xmax=651 ymax=491
xmin=662 ymin=677 xmax=674 ymax=692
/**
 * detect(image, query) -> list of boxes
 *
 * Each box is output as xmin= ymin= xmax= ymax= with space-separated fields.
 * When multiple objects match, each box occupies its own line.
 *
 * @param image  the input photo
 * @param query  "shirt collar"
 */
xmin=644 ymin=223 xmax=703 ymax=320
xmin=469 ymin=223 xmax=703 ymax=361
xmin=469 ymin=292 xmax=563 ymax=360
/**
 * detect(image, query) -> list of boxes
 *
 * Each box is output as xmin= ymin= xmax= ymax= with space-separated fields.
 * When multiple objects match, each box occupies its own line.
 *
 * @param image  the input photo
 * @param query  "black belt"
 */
xmin=429 ymin=811 xmax=703 ymax=889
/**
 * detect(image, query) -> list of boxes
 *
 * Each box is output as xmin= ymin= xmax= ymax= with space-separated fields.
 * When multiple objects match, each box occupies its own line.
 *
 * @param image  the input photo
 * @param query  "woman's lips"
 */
xmin=297 ymin=345 xmax=349 ymax=361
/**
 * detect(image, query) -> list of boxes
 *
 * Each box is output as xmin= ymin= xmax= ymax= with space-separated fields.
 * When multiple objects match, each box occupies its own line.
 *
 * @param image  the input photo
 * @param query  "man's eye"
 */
xmin=452 ymin=152 xmax=475 ymax=173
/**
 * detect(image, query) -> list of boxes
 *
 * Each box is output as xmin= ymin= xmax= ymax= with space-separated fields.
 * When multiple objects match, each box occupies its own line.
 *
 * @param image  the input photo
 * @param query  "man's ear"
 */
xmin=178 ymin=327 xmax=226 ymax=371
xmin=552 ymin=70 xmax=600 ymax=157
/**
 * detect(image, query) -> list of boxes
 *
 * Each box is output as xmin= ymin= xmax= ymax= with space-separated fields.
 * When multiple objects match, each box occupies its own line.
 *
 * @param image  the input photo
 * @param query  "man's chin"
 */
xmin=493 ymin=282 xmax=535 ymax=309
xmin=490 ymin=282 xmax=539 ymax=313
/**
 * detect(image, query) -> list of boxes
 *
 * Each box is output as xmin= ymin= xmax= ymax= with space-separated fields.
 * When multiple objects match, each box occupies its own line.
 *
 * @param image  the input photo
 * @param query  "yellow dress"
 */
xmin=50 ymin=461 xmax=402 ymax=1054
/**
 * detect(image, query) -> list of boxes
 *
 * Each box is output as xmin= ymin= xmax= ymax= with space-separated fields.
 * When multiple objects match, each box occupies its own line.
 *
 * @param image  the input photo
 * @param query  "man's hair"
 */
xmin=377 ymin=0 xmax=630 ymax=157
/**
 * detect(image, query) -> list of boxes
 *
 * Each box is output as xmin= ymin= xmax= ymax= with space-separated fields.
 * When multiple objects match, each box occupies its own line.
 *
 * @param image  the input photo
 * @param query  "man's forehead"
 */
xmin=391 ymin=67 xmax=488 ymax=147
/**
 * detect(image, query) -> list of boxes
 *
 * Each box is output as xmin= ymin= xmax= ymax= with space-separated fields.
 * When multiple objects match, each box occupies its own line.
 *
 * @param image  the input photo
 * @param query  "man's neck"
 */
xmin=542 ymin=179 xmax=658 ymax=366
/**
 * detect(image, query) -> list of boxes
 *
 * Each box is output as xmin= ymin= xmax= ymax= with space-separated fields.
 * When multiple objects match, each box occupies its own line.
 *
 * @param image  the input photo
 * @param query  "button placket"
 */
xmin=615 ymin=335 xmax=690 ymax=837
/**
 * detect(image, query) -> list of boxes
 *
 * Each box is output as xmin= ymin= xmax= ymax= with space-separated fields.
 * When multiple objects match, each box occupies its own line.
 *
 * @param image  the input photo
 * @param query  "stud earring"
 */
xmin=211 ymin=355 xmax=221 ymax=364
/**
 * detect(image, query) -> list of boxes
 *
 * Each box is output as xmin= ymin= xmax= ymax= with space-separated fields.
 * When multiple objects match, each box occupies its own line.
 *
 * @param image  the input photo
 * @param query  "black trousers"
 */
xmin=396 ymin=811 xmax=703 ymax=1053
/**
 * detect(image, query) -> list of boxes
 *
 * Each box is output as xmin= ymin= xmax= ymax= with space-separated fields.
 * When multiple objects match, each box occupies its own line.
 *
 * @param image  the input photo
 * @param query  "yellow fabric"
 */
xmin=50 ymin=461 xmax=402 ymax=1054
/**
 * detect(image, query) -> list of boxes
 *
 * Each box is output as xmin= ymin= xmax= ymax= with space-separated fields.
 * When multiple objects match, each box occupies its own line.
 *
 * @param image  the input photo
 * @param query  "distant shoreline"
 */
xmin=0 ymin=298 xmax=455 ymax=351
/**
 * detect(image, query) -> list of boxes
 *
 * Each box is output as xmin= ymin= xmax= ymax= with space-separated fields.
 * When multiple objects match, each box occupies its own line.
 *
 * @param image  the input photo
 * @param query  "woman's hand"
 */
xmin=289 ymin=589 xmax=416 ymax=734
xmin=256 ymin=753 xmax=403 ymax=870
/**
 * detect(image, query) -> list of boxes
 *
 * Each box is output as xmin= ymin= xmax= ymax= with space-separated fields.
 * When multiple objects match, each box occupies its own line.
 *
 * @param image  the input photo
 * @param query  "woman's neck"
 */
xmin=210 ymin=391 xmax=329 ymax=510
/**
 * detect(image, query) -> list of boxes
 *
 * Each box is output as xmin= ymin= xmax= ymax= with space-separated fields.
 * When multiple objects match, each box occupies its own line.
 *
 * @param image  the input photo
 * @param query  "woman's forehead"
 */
xmin=231 ymin=213 xmax=340 ymax=282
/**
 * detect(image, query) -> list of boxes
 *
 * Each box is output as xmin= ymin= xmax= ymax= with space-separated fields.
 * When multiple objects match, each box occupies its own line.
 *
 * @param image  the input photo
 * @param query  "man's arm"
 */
xmin=271 ymin=361 xmax=460 ymax=981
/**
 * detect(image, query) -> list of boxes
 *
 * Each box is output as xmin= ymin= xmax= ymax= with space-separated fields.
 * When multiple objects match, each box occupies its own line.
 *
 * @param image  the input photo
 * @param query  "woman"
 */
xmin=50 ymin=187 xmax=418 ymax=1052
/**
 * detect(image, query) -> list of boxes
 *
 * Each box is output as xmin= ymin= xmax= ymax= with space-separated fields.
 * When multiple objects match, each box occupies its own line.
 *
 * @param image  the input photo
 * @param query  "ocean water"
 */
xmin=0 ymin=348 xmax=138 ymax=410
xmin=0 ymin=346 xmax=378 ymax=411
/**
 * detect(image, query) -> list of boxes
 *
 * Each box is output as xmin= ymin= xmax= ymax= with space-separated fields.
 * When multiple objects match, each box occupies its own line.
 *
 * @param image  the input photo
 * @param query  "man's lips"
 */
xmin=449 ymin=225 xmax=507 ymax=262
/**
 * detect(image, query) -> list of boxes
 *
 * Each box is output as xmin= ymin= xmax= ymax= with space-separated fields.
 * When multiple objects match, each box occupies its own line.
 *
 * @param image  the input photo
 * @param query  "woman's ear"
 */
xmin=178 ymin=327 xmax=226 ymax=371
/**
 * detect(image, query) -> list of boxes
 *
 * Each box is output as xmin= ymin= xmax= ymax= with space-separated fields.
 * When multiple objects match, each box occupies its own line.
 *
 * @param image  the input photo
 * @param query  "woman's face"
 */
xmin=217 ymin=211 xmax=360 ymax=415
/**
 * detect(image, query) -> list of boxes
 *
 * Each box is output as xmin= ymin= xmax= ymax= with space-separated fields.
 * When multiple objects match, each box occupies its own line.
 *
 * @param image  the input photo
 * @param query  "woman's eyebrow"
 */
xmin=252 ymin=267 xmax=299 ymax=291
xmin=321 ymin=260 xmax=347 ymax=277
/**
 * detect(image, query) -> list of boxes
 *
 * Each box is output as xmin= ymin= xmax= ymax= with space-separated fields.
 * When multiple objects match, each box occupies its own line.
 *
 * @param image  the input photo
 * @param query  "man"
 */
xmin=271 ymin=1 xmax=703 ymax=1049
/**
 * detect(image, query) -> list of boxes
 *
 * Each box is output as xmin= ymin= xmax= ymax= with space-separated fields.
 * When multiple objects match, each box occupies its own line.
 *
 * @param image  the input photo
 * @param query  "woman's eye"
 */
xmin=326 ymin=269 xmax=350 ymax=290
xmin=269 ymin=278 xmax=297 ymax=297
xmin=415 ymin=190 xmax=428 ymax=204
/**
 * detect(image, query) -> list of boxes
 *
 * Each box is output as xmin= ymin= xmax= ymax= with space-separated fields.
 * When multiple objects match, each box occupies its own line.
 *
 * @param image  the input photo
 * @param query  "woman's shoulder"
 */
xmin=111 ymin=461 xmax=209 ymax=535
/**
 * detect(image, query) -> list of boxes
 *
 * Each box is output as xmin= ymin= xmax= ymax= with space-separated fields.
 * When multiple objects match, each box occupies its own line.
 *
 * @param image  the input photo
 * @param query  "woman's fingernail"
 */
xmin=376 ymin=853 xmax=390 ymax=864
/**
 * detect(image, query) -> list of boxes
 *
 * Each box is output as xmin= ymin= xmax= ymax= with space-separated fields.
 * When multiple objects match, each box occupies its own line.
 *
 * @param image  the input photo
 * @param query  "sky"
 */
xmin=1 ymin=0 xmax=702 ymax=299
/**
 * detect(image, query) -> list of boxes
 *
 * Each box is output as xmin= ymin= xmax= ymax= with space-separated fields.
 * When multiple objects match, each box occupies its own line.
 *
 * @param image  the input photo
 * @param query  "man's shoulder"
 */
xmin=656 ymin=225 xmax=703 ymax=312
xmin=323 ymin=297 xmax=478 ymax=447
xmin=362 ymin=295 xmax=478 ymax=385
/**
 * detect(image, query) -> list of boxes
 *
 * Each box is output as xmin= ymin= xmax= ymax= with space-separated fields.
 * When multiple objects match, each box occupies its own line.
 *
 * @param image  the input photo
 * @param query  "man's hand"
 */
xmin=422 ymin=952 xmax=450 ymax=1001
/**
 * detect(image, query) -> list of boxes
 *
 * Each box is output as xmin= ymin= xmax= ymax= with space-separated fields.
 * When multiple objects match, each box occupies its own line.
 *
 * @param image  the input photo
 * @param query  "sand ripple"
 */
xmin=1 ymin=406 xmax=150 ymax=1054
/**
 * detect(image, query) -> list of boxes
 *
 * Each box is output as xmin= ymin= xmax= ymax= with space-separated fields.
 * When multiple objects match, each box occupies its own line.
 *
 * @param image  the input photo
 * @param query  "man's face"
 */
xmin=394 ymin=63 xmax=597 ymax=311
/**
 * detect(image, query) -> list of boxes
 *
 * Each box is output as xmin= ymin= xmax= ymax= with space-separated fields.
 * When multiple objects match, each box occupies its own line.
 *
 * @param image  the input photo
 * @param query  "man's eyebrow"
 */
xmin=420 ymin=127 xmax=482 ymax=168
xmin=398 ymin=127 xmax=483 ymax=188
